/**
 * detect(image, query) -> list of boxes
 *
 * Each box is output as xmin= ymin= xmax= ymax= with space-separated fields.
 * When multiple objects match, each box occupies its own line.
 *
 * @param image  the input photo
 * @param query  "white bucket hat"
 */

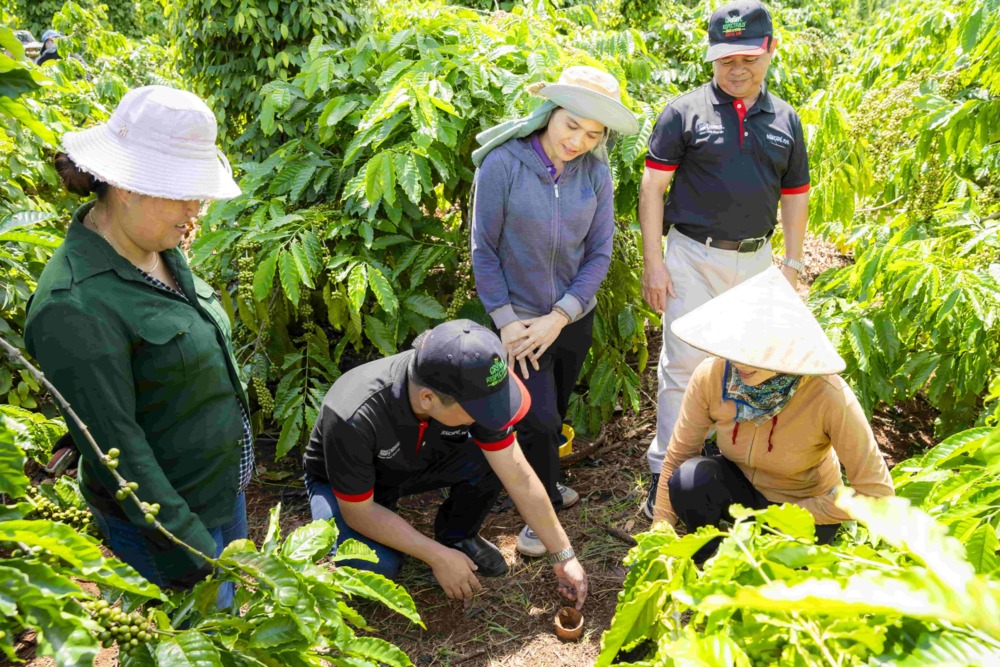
xmin=61 ymin=85 xmax=241 ymax=201
xmin=670 ymin=266 xmax=846 ymax=376
xmin=528 ymin=66 xmax=640 ymax=135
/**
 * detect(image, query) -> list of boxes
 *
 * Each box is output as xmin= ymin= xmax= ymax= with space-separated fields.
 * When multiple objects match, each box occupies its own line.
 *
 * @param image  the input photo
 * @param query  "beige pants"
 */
xmin=646 ymin=226 xmax=773 ymax=473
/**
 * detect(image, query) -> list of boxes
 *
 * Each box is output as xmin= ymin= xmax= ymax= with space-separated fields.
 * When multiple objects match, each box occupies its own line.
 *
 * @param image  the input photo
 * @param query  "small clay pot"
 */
xmin=554 ymin=606 xmax=584 ymax=641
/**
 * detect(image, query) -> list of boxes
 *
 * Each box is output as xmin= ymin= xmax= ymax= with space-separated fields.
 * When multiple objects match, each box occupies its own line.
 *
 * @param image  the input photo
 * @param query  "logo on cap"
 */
xmin=723 ymin=15 xmax=747 ymax=37
xmin=486 ymin=356 xmax=507 ymax=388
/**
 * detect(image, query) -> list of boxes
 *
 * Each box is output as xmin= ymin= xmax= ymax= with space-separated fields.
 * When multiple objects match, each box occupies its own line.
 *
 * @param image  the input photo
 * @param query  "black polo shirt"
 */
xmin=302 ymin=350 xmax=527 ymax=502
xmin=645 ymin=81 xmax=810 ymax=241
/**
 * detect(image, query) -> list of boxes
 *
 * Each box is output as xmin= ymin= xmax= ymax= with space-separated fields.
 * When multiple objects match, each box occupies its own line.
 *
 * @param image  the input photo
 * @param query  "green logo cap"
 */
xmin=486 ymin=356 xmax=507 ymax=388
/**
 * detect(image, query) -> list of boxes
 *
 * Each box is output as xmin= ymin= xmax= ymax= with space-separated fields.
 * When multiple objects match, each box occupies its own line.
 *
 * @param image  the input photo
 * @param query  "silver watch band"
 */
xmin=549 ymin=546 xmax=576 ymax=564
xmin=782 ymin=256 xmax=805 ymax=273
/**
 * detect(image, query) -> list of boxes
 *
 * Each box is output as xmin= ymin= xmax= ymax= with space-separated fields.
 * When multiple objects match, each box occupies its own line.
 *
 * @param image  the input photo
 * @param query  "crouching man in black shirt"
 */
xmin=302 ymin=320 xmax=587 ymax=607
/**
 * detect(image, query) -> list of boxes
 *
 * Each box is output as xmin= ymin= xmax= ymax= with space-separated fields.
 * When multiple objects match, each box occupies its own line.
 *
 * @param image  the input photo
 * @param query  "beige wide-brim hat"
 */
xmin=670 ymin=266 xmax=846 ymax=376
xmin=528 ymin=66 xmax=640 ymax=135
xmin=62 ymin=85 xmax=240 ymax=201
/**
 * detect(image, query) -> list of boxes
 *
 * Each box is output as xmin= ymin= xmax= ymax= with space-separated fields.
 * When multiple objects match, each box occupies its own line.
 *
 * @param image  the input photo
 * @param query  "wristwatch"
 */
xmin=549 ymin=546 xmax=576 ymax=564
xmin=782 ymin=256 xmax=805 ymax=273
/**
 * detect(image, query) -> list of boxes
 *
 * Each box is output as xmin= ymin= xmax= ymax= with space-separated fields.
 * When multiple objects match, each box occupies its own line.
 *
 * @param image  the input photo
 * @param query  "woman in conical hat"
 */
xmin=651 ymin=266 xmax=894 ymax=553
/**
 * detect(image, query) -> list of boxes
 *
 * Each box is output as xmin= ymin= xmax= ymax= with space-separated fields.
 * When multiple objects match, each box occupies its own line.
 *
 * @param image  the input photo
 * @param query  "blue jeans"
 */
xmin=90 ymin=492 xmax=247 ymax=609
xmin=305 ymin=475 xmax=405 ymax=578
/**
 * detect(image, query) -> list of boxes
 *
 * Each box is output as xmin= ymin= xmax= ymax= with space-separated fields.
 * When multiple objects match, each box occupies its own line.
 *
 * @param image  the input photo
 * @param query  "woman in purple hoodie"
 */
xmin=471 ymin=67 xmax=639 ymax=557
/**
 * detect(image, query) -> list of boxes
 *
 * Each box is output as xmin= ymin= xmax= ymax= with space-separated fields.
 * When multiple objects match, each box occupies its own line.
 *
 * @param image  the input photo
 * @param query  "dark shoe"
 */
xmin=439 ymin=535 xmax=508 ymax=577
xmin=643 ymin=473 xmax=660 ymax=520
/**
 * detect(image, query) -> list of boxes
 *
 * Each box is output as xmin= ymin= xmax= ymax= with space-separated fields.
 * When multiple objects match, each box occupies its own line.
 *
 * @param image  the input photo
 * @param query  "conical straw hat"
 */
xmin=670 ymin=266 xmax=845 ymax=376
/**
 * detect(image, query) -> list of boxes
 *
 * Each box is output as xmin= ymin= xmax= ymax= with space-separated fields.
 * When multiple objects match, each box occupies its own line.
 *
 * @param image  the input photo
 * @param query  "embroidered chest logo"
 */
xmin=766 ymin=132 xmax=790 ymax=147
xmin=378 ymin=442 xmax=401 ymax=459
xmin=723 ymin=15 xmax=747 ymax=37
xmin=440 ymin=428 xmax=467 ymax=438
xmin=486 ymin=356 xmax=507 ymax=388
xmin=696 ymin=121 xmax=725 ymax=137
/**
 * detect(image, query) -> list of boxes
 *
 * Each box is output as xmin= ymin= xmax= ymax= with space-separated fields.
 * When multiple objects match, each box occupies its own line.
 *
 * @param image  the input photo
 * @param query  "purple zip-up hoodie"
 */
xmin=471 ymin=136 xmax=615 ymax=328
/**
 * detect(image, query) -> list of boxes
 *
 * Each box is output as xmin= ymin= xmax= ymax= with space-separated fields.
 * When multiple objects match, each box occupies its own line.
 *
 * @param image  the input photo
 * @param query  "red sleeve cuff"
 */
xmin=476 ymin=432 xmax=515 ymax=452
xmin=644 ymin=158 xmax=679 ymax=172
xmin=332 ymin=487 xmax=374 ymax=502
xmin=781 ymin=183 xmax=810 ymax=194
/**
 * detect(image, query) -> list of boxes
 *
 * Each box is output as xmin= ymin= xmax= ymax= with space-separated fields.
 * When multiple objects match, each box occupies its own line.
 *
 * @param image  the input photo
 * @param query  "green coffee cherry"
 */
xmin=108 ymin=448 xmax=120 ymax=458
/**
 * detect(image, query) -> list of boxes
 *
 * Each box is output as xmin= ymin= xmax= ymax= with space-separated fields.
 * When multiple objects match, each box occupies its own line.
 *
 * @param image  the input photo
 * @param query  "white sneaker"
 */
xmin=515 ymin=525 xmax=548 ymax=558
xmin=557 ymin=483 xmax=580 ymax=509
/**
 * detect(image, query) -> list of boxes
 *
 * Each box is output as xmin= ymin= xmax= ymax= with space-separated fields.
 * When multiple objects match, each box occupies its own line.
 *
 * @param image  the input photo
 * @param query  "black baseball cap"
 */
xmin=706 ymin=0 xmax=774 ymax=62
xmin=412 ymin=320 xmax=530 ymax=431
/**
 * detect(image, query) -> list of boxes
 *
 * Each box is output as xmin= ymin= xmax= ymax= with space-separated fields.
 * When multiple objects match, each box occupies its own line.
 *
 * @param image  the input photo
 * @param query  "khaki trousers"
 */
xmin=646 ymin=226 xmax=772 ymax=473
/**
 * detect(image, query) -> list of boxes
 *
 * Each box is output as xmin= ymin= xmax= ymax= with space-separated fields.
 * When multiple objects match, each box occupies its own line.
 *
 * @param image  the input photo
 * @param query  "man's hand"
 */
xmin=510 ymin=312 xmax=568 ymax=374
xmin=642 ymin=258 xmax=676 ymax=313
xmin=780 ymin=263 xmax=799 ymax=290
xmin=430 ymin=546 xmax=482 ymax=601
xmin=553 ymin=557 xmax=588 ymax=609
xmin=500 ymin=320 xmax=532 ymax=379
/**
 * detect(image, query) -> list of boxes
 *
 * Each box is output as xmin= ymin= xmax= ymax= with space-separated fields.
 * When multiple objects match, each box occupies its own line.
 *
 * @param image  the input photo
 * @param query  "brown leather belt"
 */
xmin=676 ymin=227 xmax=773 ymax=253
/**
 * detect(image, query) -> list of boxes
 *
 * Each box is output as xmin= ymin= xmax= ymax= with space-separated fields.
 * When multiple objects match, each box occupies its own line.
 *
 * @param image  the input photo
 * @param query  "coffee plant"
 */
xmin=600 ymin=424 xmax=1000 ymax=666
xmin=0 ymin=339 xmax=421 ymax=667
xmin=168 ymin=0 xmax=369 ymax=149
xmin=13 ymin=0 xmax=144 ymax=38
xmin=801 ymin=0 xmax=1000 ymax=434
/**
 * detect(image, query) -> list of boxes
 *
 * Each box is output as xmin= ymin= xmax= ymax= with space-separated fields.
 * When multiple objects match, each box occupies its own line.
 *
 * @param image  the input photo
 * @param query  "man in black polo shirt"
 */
xmin=638 ymin=0 xmax=810 ymax=518
xmin=302 ymin=320 xmax=587 ymax=607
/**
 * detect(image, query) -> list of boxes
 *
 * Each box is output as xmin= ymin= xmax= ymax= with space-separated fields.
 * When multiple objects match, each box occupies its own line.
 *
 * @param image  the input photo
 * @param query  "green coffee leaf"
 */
xmin=249 ymin=615 xmax=307 ymax=649
xmin=345 ymin=636 xmax=412 ymax=667
xmin=279 ymin=251 xmax=303 ymax=307
xmin=333 ymin=567 xmax=422 ymax=626
xmin=366 ymin=266 xmax=398 ymax=315
xmin=220 ymin=552 xmax=302 ymax=608
xmin=155 ymin=630 xmax=222 ymax=667
xmin=332 ymin=539 xmax=379 ymax=563
xmin=404 ymin=294 xmax=447 ymax=319
xmin=364 ymin=315 xmax=396 ymax=356
xmin=253 ymin=249 xmax=280 ymax=302
xmin=347 ymin=263 xmax=368 ymax=311
xmin=282 ymin=521 xmax=337 ymax=563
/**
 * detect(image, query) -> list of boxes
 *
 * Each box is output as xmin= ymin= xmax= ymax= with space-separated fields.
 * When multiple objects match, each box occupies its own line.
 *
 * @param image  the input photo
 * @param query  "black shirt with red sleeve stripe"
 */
xmin=645 ymin=81 xmax=810 ymax=241
xmin=302 ymin=350 xmax=524 ymax=503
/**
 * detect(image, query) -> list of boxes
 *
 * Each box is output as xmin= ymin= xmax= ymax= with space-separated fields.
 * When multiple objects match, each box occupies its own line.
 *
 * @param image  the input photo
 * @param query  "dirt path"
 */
xmin=12 ymin=234 xmax=938 ymax=667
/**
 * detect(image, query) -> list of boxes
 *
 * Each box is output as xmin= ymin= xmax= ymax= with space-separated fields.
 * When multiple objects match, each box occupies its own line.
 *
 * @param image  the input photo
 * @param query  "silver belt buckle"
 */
xmin=738 ymin=236 xmax=764 ymax=253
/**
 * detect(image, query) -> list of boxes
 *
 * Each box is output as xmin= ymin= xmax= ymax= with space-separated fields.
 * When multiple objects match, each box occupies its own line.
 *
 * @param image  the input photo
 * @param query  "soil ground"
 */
xmin=10 ymin=234 xmax=940 ymax=667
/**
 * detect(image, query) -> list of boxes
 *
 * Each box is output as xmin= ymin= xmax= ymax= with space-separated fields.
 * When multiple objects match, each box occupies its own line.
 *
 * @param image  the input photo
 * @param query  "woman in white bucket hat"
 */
xmin=24 ymin=86 xmax=249 ymax=607
xmin=470 ymin=66 xmax=639 ymax=558
xmin=651 ymin=267 xmax=894 ymax=559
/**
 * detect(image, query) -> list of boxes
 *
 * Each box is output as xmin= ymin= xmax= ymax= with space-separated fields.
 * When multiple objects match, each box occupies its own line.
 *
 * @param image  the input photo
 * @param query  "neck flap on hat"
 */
xmin=723 ymin=361 xmax=803 ymax=424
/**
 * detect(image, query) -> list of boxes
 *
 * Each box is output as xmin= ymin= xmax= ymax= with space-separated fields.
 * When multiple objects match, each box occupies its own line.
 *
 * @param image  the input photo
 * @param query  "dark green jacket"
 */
xmin=24 ymin=202 xmax=248 ymax=578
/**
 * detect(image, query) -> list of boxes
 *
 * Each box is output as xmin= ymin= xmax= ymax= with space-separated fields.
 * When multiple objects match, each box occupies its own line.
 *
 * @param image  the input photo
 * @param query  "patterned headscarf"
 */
xmin=723 ymin=361 xmax=803 ymax=424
